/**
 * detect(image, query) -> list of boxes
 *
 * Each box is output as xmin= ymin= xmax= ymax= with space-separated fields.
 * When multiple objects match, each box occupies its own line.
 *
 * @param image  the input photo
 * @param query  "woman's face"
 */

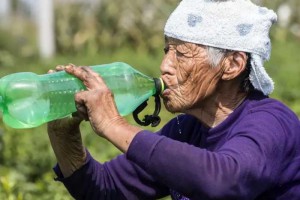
xmin=160 ymin=37 xmax=225 ymax=113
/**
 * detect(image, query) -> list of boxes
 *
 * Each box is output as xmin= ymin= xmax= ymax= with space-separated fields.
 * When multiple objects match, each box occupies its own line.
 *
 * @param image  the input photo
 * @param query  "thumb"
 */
xmin=74 ymin=91 xmax=89 ymax=121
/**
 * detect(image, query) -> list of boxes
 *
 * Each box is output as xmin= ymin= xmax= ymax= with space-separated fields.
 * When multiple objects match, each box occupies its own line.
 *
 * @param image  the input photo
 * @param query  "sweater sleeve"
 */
xmin=127 ymin=112 xmax=289 ymax=199
xmin=53 ymin=149 xmax=169 ymax=200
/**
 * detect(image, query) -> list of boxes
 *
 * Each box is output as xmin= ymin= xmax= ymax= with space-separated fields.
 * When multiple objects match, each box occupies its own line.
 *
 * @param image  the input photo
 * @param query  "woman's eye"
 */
xmin=176 ymin=50 xmax=184 ymax=57
xmin=163 ymin=47 xmax=169 ymax=54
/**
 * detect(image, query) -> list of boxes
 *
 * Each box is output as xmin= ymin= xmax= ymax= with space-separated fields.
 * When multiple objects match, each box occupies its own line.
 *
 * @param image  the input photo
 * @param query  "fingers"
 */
xmin=73 ymin=90 xmax=95 ymax=116
xmin=72 ymin=111 xmax=88 ymax=121
xmin=47 ymin=69 xmax=55 ymax=74
xmin=48 ymin=63 xmax=76 ymax=74
xmin=55 ymin=65 xmax=66 ymax=71
xmin=73 ymin=93 xmax=89 ymax=121
xmin=65 ymin=65 xmax=107 ymax=90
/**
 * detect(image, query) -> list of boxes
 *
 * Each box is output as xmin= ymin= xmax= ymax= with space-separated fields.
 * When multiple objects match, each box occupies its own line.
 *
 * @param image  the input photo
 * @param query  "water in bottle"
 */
xmin=0 ymin=62 xmax=163 ymax=129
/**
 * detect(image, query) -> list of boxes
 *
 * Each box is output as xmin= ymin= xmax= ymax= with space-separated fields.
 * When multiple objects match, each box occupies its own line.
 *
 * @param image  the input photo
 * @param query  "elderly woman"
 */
xmin=48 ymin=0 xmax=300 ymax=199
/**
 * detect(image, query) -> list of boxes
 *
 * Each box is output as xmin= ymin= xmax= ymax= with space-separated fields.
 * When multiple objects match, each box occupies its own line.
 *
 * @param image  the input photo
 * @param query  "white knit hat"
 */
xmin=164 ymin=0 xmax=277 ymax=95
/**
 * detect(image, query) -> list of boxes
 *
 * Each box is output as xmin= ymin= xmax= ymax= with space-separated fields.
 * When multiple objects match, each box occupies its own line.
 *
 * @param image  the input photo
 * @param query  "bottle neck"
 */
xmin=153 ymin=78 xmax=165 ymax=95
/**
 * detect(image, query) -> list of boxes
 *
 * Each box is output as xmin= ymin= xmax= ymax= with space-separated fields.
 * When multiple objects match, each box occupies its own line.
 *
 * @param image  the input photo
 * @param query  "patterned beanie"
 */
xmin=164 ymin=0 xmax=277 ymax=95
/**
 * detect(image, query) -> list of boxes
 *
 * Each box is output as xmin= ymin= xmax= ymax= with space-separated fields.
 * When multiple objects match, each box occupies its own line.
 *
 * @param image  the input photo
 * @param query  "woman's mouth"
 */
xmin=161 ymin=78 xmax=176 ymax=97
xmin=162 ymin=88 xmax=171 ymax=96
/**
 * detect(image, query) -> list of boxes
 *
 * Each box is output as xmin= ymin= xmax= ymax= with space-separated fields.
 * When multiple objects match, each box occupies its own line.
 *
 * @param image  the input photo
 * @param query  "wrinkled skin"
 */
xmin=161 ymin=37 xmax=225 ymax=112
xmin=161 ymin=37 xmax=248 ymax=127
xmin=47 ymin=116 xmax=85 ymax=177
xmin=47 ymin=37 xmax=248 ymax=177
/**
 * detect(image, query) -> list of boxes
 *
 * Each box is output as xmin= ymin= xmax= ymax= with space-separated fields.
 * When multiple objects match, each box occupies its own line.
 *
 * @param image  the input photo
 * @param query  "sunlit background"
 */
xmin=0 ymin=0 xmax=299 ymax=199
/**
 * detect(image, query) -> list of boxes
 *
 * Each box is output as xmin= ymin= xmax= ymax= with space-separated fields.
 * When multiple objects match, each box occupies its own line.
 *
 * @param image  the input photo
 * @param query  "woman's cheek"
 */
xmin=163 ymin=91 xmax=187 ymax=112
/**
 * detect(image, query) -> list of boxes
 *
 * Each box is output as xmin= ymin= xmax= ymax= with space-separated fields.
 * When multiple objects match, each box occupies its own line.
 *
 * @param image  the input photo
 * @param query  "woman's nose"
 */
xmin=160 ymin=53 xmax=175 ymax=75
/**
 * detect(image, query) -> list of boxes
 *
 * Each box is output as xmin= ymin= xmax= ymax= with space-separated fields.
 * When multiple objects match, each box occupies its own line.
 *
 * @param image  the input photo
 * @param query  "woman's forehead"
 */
xmin=164 ymin=36 xmax=184 ymax=44
xmin=165 ymin=36 xmax=206 ymax=53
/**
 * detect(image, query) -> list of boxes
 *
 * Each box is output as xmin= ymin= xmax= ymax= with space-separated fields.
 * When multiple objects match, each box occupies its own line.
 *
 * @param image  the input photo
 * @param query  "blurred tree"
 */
xmin=94 ymin=0 xmax=178 ymax=54
xmin=264 ymin=0 xmax=300 ymax=39
xmin=54 ymin=0 xmax=179 ymax=55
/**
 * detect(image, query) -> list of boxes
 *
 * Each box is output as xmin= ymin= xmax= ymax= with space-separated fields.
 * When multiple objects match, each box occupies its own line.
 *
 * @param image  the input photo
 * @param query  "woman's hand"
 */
xmin=64 ymin=65 xmax=124 ymax=137
xmin=47 ymin=64 xmax=86 ymax=177
xmin=65 ymin=65 xmax=142 ymax=153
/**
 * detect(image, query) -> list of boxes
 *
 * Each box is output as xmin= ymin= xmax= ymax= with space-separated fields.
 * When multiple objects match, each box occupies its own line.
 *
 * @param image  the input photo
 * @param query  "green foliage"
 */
xmin=54 ymin=0 xmax=178 ymax=56
xmin=267 ymin=31 xmax=300 ymax=115
xmin=0 ymin=19 xmax=38 ymax=72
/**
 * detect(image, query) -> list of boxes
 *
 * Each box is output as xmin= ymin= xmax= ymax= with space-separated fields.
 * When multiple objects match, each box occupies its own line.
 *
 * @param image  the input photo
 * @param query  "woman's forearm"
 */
xmin=47 ymin=117 xmax=86 ymax=177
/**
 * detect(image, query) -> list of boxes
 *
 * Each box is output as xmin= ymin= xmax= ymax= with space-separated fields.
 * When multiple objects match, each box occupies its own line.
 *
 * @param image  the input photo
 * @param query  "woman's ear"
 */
xmin=221 ymin=51 xmax=247 ymax=81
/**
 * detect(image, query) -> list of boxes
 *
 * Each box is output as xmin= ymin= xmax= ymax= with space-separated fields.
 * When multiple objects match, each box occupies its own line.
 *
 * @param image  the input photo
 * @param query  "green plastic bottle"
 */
xmin=0 ymin=62 xmax=164 ymax=129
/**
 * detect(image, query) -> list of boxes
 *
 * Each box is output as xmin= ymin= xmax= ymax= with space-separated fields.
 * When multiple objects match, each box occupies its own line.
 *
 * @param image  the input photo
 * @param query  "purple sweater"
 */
xmin=54 ymin=91 xmax=300 ymax=200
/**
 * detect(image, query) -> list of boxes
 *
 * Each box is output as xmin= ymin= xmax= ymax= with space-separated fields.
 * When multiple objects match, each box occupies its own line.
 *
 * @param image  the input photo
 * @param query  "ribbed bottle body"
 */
xmin=0 ymin=62 xmax=157 ymax=129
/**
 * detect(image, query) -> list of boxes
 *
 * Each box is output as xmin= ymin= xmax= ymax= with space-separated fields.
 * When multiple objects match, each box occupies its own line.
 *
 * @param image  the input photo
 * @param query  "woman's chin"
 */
xmin=163 ymin=101 xmax=182 ymax=113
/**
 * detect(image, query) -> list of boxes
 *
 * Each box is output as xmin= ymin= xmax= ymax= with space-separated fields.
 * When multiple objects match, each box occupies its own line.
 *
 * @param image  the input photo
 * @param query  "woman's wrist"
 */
xmin=101 ymin=120 xmax=142 ymax=153
xmin=47 ymin=117 xmax=86 ymax=177
xmin=56 ymin=147 xmax=87 ymax=177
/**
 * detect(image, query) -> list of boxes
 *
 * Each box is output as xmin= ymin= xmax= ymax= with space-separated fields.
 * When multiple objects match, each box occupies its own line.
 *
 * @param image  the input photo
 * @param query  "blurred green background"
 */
xmin=0 ymin=0 xmax=299 ymax=199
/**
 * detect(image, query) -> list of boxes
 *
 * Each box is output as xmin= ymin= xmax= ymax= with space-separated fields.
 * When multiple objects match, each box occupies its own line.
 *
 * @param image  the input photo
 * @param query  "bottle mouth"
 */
xmin=153 ymin=78 xmax=165 ymax=95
